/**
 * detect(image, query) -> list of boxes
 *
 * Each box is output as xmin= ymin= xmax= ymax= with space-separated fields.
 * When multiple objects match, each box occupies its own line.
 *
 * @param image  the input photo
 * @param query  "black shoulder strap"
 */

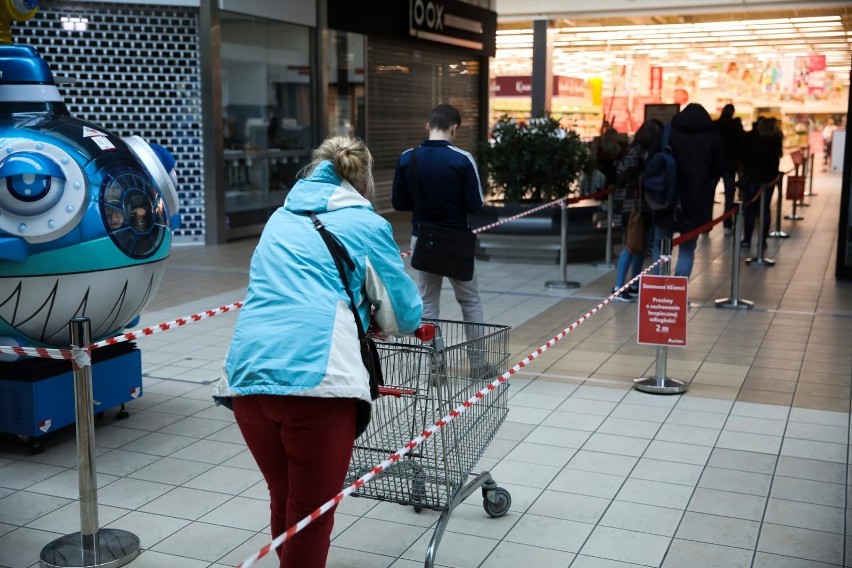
xmin=308 ymin=212 xmax=365 ymax=339
xmin=409 ymin=146 xmax=420 ymax=209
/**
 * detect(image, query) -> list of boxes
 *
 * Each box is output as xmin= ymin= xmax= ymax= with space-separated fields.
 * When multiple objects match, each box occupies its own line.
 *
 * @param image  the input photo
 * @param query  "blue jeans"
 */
xmin=615 ymin=249 xmax=644 ymax=288
xmin=651 ymin=221 xmax=697 ymax=278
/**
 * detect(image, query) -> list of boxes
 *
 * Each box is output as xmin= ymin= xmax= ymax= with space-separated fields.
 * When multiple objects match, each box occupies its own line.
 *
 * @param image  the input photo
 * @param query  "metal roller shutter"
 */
xmin=366 ymin=37 xmax=482 ymax=213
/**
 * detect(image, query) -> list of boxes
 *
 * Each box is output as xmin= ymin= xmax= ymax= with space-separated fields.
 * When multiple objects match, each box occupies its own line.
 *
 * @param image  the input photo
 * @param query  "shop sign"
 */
xmin=491 ymin=76 xmax=532 ymax=96
xmin=491 ymin=75 xmax=585 ymax=97
xmin=555 ymin=76 xmax=585 ymax=98
xmin=409 ymin=0 xmax=494 ymax=53
xmin=637 ymin=275 xmax=688 ymax=347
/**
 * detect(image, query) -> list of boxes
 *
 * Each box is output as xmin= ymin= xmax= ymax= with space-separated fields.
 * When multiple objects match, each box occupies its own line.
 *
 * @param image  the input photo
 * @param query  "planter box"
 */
xmin=471 ymin=200 xmax=618 ymax=264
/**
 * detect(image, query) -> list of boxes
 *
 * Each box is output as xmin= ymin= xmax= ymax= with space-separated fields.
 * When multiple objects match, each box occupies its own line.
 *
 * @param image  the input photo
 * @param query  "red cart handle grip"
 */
xmin=378 ymin=386 xmax=417 ymax=398
xmin=414 ymin=324 xmax=435 ymax=342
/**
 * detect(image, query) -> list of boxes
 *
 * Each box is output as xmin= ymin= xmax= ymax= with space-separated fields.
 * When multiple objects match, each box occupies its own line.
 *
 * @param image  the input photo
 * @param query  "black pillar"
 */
xmin=531 ymin=19 xmax=551 ymax=116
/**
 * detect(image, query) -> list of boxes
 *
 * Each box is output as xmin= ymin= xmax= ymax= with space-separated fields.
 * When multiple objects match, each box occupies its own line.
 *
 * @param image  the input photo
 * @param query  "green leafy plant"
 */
xmin=482 ymin=113 xmax=591 ymax=202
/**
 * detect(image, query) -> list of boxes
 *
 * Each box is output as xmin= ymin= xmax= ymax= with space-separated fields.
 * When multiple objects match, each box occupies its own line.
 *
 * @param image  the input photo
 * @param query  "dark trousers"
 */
xmin=233 ymin=395 xmax=357 ymax=568
xmin=721 ymin=165 xmax=737 ymax=229
xmin=743 ymin=183 xmax=775 ymax=245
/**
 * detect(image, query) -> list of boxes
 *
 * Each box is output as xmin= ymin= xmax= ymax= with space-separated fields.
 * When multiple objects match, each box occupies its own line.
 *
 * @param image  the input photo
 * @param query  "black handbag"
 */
xmin=309 ymin=212 xmax=383 ymax=438
xmin=412 ymin=225 xmax=477 ymax=281
xmin=408 ymin=147 xmax=477 ymax=282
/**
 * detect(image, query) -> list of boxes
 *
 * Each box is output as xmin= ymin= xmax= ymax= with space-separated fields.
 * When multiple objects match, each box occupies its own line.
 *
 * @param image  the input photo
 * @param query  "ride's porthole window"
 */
xmin=100 ymin=165 xmax=166 ymax=258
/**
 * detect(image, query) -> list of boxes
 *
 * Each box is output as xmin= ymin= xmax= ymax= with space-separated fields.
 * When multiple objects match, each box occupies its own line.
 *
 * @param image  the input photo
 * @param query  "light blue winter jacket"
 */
xmin=215 ymin=161 xmax=422 ymax=402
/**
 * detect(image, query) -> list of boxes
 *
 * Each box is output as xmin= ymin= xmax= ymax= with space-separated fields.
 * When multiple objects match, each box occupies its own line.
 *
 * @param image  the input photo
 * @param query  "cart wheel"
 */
xmin=410 ymin=476 xmax=426 ymax=513
xmin=483 ymin=487 xmax=511 ymax=518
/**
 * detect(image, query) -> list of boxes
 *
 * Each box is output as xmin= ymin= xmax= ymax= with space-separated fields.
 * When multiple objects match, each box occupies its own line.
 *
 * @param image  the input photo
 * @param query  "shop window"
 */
xmin=327 ymin=31 xmax=366 ymax=140
xmin=221 ymin=13 xmax=313 ymax=238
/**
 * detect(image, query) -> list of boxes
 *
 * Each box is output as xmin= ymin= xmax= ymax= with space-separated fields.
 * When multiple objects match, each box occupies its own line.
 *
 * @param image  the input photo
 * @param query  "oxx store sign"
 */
xmin=408 ymin=0 xmax=493 ymax=53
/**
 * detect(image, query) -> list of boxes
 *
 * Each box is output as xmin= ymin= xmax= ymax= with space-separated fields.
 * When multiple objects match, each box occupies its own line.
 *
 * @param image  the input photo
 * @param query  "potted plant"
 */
xmin=474 ymin=113 xmax=605 ymax=263
xmin=481 ymin=112 xmax=591 ymax=202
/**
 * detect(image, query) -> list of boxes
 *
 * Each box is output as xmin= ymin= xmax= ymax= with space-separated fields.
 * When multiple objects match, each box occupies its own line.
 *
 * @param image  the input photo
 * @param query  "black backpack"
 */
xmin=643 ymin=124 xmax=678 ymax=211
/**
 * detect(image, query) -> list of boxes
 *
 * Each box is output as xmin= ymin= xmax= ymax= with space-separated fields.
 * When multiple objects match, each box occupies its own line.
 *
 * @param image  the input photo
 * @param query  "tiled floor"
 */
xmin=1 ymin=166 xmax=850 ymax=568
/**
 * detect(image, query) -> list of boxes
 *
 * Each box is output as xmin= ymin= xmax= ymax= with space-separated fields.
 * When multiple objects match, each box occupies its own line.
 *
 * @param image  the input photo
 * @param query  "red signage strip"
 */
xmin=637 ymin=275 xmax=688 ymax=347
xmin=491 ymin=75 xmax=585 ymax=97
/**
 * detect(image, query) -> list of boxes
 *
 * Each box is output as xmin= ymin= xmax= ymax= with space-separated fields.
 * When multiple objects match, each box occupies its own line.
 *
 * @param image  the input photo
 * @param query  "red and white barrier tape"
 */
xmin=0 ymin=345 xmax=91 ymax=369
xmin=472 ymin=188 xmax=612 ymax=235
xmin=400 ymin=189 xmax=613 ymax=258
xmin=236 ymin=254 xmax=670 ymax=568
xmin=0 ymin=302 xmax=244 ymax=361
xmin=92 ymin=302 xmax=244 ymax=349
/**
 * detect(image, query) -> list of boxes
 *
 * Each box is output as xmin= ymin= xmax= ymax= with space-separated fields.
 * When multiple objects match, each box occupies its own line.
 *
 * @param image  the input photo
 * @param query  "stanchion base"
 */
xmin=40 ymin=529 xmax=140 ymax=568
xmin=545 ymin=280 xmax=581 ymax=289
xmin=783 ymin=215 xmax=804 ymax=221
xmin=634 ymin=376 xmax=688 ymax=395
xmin=805 ymin=192 xmax=817 ymax=197
xmin=714 ymin=297 xmax=754 ymax=310
xmin=595 ymin=263 xmax=615 ymax=270
xmin=768 ymin=231 xmax=789 ymax=238
xmin=745 ymin=257 xmax=776 ymax=266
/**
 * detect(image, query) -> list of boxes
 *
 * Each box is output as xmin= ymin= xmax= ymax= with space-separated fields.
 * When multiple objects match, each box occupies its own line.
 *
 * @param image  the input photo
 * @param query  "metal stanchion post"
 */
xmin=634 ymin=238 xmax=687 ymax=395
xmin=715 ymin=203 xmax=753 ymax=310
xmin=768 ymin=174 xmax=789 ymax=239
xmin=745 ymin=185 xmax=775 ymax=267
xmin=40 ymin=318 xmax=140 ymax=568
xmin=545 ymin=199 xmax=580 ymax=289
xmin=806 ymin=144 xmax=817 ymax=197
xmin=798 ymin=153 xmax=811 ymax=207
xmin=784 ymin=198 xmax=804 ymax=221
xmin=595 ymin=190 xmax=615 ymax=269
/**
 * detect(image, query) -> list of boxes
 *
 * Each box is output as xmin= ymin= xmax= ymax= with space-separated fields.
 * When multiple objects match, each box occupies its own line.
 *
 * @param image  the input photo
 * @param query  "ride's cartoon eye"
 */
xmin=0 ymin=140 xmax=87 ymax=243
xmin=0 ymin=152 xmax=65 ymax=216
xmin=100 ymin=165 xmax=167 ymax=259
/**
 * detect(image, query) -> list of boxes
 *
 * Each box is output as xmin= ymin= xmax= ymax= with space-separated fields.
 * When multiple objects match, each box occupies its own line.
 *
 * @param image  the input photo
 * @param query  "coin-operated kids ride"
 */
xmin=0 ymin=4 xmax=180 ymax=451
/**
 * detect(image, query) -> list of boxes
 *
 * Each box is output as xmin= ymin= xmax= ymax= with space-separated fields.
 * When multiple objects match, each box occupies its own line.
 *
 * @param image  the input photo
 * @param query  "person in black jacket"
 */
xmin=651 ymin=103 xmax=725 ymax=278
xmin=740 ymin=117 xmax=783 ymax=248
xmin=611 ymin=119 xmax=662 ymax=302
xmin=715 ymin=104 xmax=744 ymax=235
xmin=391 ymin=104 xmax=485 ymax=323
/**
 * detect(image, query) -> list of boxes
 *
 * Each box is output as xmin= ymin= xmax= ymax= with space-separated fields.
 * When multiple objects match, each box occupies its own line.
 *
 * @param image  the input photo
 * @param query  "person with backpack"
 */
xmin=611 ymin=119 xmax=663 ymax=302
xmin=650 ymin=103 xmax=725 ymax=278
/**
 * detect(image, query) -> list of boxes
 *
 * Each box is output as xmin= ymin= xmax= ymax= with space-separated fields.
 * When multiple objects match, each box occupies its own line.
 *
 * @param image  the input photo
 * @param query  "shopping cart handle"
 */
xmin=414 ymin=324 xmax=435 ymax=342
xmin=378 ymin=386 xmax=417 ymax=398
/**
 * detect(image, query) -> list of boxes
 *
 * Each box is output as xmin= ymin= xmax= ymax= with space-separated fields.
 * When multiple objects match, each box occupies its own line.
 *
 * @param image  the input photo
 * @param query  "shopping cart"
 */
xmin=345 ymin=319 xmax=512 ymax=567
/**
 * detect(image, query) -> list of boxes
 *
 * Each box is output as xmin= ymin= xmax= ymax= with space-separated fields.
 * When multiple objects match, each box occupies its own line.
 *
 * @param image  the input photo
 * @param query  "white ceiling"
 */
xmin=491 ymin=3 xmax=852 ymax=92
xmin=494 ymin=0 xmax=851 ymax=21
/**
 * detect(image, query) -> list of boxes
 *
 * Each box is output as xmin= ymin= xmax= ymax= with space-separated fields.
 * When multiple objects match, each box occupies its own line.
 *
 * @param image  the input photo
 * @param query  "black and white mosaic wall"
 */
xmin=19 ymin=1 xmax=205 ymax=243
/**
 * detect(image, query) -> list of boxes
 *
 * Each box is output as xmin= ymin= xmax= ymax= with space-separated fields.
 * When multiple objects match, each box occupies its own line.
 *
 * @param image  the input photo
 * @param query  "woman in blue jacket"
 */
xmin=214 ymin=137 xmax=422 ymax=568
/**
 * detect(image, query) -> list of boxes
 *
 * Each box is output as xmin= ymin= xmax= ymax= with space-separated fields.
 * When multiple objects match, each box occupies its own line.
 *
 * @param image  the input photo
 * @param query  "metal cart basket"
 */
xmin=345 ymin=319 xmax=512 ymax=567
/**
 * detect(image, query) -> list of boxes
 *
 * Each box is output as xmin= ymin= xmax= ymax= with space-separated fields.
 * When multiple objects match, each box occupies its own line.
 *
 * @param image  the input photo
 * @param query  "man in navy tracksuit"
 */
xmin=391 ymin=104 xmax=485 ymax=324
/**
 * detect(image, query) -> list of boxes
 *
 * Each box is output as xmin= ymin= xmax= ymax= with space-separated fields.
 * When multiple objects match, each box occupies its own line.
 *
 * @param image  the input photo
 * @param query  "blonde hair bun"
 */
xmin=309 ymin=136 xmax=375 ymax=198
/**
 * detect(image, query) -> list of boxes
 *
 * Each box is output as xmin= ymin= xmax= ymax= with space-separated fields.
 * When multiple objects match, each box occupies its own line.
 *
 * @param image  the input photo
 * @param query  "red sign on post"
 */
xmin=637 ymin=275 xmax=688 ymax=347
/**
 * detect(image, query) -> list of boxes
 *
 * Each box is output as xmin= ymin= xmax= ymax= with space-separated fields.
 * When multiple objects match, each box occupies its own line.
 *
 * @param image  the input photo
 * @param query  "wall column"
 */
xmin=313 ymin=0 xmax=329 ymax=144
xmin=531 ymin=19 xmax=552 ymax=116
xmin=199 ymin=0 xmax=225 ymax=245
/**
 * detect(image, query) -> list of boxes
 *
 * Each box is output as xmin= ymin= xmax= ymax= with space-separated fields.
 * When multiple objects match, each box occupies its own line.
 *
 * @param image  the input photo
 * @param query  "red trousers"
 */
xmin=233 ymin=395 xmax=356 ymax=568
